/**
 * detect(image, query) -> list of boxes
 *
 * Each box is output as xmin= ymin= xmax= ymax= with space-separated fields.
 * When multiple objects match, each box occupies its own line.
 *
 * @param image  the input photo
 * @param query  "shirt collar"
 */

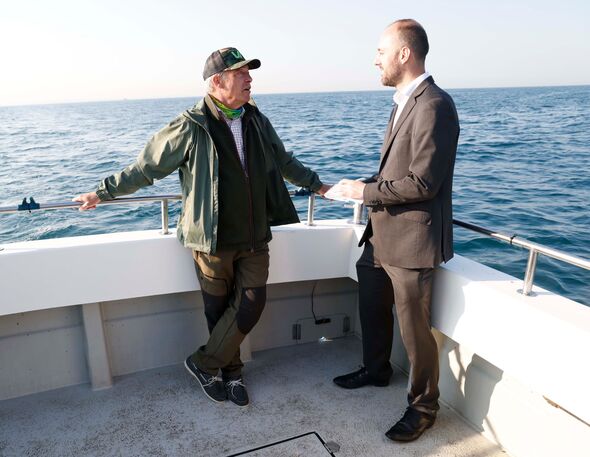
xmin=393 ymin=72 xmax=430 ymax=106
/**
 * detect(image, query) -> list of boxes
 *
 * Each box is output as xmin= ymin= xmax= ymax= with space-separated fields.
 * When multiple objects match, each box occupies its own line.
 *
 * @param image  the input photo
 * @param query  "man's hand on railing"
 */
xmin=316 ymin=184 xmax=332 ymax=196
xmin=73 ymin=192 xmax=101 ymax=211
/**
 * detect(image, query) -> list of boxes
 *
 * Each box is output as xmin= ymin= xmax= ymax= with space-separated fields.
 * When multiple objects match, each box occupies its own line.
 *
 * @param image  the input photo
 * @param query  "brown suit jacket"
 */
xmin=360 ymin=76 xmax=459 ymax=268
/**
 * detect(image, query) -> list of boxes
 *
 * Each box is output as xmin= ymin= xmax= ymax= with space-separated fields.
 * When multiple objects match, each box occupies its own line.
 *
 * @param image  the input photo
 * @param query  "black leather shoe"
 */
xmin=385 ymin=408 xmax=436 ymax=442
xmin=333 ymin=367 xmax=389 ymax=389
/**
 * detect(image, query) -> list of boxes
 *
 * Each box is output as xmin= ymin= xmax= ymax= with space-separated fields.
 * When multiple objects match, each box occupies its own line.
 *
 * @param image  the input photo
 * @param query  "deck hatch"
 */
xmin=226 ymin=431 xmax=337 ymax=456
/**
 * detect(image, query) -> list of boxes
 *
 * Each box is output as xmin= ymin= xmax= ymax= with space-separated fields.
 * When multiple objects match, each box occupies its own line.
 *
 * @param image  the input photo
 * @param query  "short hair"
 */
xmin=204 ymin=71 xmax=226 ymax=93
xmin=391 ymin=19 xmax=429 ymax=62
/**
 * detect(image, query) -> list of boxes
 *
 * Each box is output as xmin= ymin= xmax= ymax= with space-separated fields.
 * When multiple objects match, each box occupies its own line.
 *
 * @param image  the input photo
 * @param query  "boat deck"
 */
xmin=0 ymin=337 xmax=507 ymax=457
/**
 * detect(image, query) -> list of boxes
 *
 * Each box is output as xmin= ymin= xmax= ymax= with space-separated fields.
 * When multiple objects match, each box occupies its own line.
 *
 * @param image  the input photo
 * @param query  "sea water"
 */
xmin=0 ymin=86 xmax=588 ymax=304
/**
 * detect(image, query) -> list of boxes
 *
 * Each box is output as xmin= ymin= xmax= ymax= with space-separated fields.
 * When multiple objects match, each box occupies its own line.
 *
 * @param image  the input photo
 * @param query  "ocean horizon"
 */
xmin=2 ymin=83 xmax=590 ymax=109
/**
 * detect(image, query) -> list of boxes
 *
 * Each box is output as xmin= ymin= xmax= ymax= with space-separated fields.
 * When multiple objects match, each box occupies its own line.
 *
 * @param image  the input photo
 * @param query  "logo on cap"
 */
xmin=202 ymin=47 xmax=261 ymax=80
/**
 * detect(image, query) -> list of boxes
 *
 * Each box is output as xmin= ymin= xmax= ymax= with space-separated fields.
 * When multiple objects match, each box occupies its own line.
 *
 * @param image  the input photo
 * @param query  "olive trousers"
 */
xmin=190 ymin=245 xmax=269 ymax=378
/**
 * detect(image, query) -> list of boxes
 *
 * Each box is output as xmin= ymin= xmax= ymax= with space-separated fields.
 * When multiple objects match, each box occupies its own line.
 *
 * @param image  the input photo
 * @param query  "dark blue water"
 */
xmin=1 ymin=87 xmax=589 ymax=305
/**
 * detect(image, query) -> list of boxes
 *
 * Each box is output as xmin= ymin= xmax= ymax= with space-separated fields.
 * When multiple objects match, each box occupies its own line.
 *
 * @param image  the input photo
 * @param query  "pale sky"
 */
xmin=1 ymin=0 xmax=588 ymax=106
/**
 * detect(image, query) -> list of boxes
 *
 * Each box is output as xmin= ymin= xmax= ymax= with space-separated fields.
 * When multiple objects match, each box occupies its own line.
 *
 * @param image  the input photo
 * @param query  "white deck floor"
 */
xmin=0 ymin=337 xmax=507 ymax=457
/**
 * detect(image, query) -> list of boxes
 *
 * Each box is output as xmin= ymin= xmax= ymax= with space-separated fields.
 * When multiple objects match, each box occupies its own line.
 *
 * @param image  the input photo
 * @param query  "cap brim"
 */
xmin=227 ymin=59 xmax=261 ymax=71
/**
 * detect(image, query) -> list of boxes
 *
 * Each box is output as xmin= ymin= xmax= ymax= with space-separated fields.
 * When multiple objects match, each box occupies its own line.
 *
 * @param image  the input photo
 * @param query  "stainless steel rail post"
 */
xmin=306 ymin=193 xmax=315 ymax=226
xmin=352 ymin=202 xmax=365 ymax=225
xmin=160 ymin=199 xmax=169 ymax=235
xmin=452 ymin=218 xmax=590 ymax=297
xmin=522 ymin=249 xmax=539 ymax=296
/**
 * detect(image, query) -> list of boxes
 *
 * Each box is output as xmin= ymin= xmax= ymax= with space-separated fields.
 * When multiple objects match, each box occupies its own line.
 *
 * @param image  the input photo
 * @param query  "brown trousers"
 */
xmin=357 ymin=241 xmax=440 ymax=416
xmin=190 ymin=245 xmax=269 ymax=378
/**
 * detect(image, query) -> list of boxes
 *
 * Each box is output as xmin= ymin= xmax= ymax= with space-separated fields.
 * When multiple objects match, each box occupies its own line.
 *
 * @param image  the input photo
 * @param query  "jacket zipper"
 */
xmin=242 ymin=122 xmax=255 ymax=252
xmin=246 ymin=174 xmax=255 ymax=252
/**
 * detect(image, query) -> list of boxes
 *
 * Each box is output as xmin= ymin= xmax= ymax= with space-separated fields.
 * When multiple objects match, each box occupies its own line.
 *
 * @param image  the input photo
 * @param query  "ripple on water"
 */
xmin=1 ymin=86 xmax=589 ymax=305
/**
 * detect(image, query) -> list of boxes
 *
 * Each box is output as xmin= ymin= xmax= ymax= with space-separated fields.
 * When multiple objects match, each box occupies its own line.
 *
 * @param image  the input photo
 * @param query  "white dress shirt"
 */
xmin=392 ymin=72 xmax=431 ymax=129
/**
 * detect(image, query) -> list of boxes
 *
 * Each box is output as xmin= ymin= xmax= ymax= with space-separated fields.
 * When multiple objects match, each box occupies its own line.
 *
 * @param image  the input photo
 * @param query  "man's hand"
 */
xmin=316 ymin=184 xmax=332 ymax=196
xmin=73 ymin=192 xmax=101 ymax=211
xmin=329 ymin=179 xmax=366 ymax=200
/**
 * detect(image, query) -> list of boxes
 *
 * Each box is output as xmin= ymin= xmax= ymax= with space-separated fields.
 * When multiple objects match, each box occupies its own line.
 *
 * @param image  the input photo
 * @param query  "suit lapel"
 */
xmin=378 ymin=77 xmax=434 ymax=171
xmin=380 ymin=106 xmax=397 ymax=162
xmin=379 ymin=99 xmax=417 ymax=171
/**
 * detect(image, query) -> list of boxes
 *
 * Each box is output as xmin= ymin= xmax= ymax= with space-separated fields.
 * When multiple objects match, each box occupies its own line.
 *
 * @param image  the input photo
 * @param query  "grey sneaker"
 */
xmin=184 ymin=357 xmax=226 ymax=403
xmin=224 ymin=376 xmax=249 ymax=407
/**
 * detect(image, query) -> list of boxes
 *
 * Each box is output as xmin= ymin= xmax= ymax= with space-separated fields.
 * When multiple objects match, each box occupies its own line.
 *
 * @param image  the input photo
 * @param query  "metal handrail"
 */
xmin=0 ymin=195 xmax=183 ymax=236
xmin=0 ymin=195 xmax=182 ymax=214
xmin=452 ymin=218 xmax=590 ymax=296
xmin=0 ymin=190 xmax=318 ymax=233
xmin=2 ymin=195 xmax=589 ymax=297
xmin=349 ymin=203 xmax=589 ymax=297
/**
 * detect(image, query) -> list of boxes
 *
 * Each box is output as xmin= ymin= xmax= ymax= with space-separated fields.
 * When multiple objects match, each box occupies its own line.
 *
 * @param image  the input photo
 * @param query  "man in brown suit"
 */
xmin=331 ymin=19 xmax=459 ymax=442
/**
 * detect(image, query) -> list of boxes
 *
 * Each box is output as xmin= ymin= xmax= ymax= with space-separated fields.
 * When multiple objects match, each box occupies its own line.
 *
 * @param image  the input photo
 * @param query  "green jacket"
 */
xmin=96 ymin=95 xmax=322 ymax=253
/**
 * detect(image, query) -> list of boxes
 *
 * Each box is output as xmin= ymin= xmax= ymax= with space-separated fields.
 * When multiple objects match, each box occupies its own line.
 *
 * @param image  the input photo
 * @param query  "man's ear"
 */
xmin=400 ymin=46 xmax=411 ymax=64
xmin=213 ymin=73 xmax=224 ymax=89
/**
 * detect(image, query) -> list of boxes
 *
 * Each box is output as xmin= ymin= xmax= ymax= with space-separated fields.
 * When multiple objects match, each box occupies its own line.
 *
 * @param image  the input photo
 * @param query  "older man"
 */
xmin=74 ymin=47 xmax=329 ymax=407
xmin=331 ymin=20 xmax=459 ymax=441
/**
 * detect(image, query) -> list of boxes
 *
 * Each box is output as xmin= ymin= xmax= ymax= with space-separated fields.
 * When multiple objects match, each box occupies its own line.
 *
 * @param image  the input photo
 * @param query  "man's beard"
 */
xmin=381 ymin=67 xmax=402 ymax=87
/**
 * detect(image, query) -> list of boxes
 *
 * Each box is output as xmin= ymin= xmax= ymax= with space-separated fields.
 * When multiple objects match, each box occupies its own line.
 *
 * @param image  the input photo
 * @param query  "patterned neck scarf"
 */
xmin=211 ymin=96 xmax=244 ymax=120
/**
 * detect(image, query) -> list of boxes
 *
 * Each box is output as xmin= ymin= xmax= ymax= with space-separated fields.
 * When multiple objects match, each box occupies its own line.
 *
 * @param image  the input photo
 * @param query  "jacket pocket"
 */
xmin=395 ymin=206 xmax=432 ymax=225
xmin=265 ymin=168 xmax=299 ymax=226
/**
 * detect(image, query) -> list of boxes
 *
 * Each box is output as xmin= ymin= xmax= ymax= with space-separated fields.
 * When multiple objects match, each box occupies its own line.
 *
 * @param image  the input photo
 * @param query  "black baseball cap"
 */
xmin=202 ymin=47 xmax=261 ymax=80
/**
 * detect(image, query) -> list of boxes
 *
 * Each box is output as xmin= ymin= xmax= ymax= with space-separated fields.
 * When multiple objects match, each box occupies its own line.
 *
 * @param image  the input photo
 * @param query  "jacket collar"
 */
xmin=392 ymin=76 xmax=433 ymax=133
xmin=392 ymin=72 xmax=431 ymax=106
xmin=379 ymin=76 xmax=435 ymax=170
xmin=183 ymin=95 xmax=258 ymax=128
xmin=204 ymin=94 xmax=221 ymax=120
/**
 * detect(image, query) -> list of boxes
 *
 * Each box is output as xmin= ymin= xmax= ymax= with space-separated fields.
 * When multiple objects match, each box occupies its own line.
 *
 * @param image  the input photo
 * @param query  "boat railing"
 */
xmin=451 ymin=219 xmax=590 ymax=296
xmin=1 ymin=193 xmax=589 ymax=298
